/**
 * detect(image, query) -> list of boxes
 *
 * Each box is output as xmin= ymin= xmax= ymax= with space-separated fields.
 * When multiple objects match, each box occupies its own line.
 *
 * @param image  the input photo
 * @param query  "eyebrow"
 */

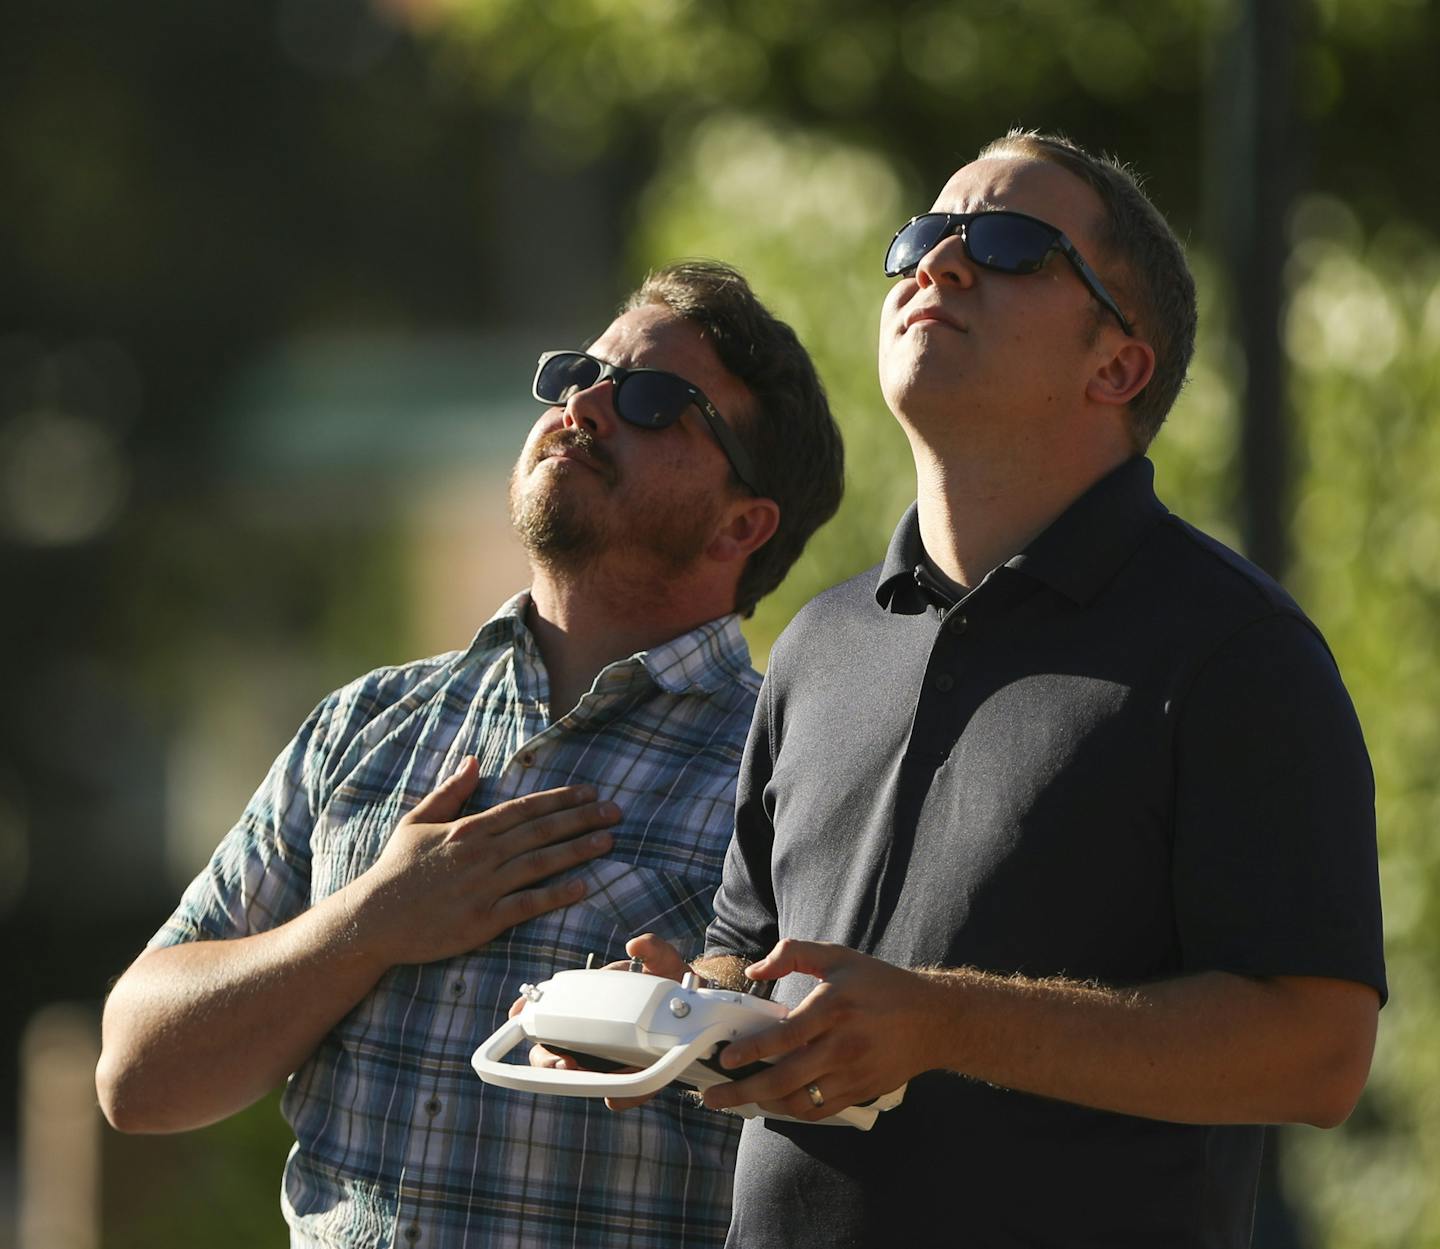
xmin=934 ymin=196 xmax=1008 ymax=214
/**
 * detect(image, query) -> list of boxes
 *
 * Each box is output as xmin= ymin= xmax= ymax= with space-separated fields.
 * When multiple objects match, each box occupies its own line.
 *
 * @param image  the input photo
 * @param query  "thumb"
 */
xmin=625 ymin=933 xmax=689 ymax=981
xmin=403 ymin=755 xmax=480 ymax=825
xmin=745 ymin=938 xmax=843 ymax=983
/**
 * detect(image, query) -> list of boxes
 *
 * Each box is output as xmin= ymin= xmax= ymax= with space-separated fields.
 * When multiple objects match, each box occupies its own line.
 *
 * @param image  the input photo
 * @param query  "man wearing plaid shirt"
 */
xmin=97 ymin=260 xmax=844 ymax=1249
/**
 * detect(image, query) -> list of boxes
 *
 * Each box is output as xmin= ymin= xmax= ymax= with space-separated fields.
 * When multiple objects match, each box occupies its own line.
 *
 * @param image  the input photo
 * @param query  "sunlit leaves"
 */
xmin=1281 ymin=198 xmax=1440 ymax=1249
xmin=434 ymin=0 xmax=1209 ymax=163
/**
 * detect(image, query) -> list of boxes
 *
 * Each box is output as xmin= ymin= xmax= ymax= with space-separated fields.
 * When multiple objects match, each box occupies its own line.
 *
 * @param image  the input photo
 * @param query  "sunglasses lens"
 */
xmin=536 ymin=353 xmax=602 ymax=403
xmin=886 ymin=216 xmax=952 ymax=276
xmin=614 ymin=371 xmax=691 ymax=429
xmin=966 ymin=215 xmax=1056 ymax=274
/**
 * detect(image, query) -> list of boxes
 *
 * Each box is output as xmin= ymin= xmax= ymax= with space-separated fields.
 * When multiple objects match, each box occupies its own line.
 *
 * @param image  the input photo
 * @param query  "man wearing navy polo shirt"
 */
xmin=630 ymin=132 xmax=1384 ymax=1247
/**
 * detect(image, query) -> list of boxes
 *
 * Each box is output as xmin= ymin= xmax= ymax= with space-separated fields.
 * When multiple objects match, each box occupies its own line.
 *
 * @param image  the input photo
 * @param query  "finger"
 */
xmin=453 ymin=784 xmax=603 ymax=837
xmin=707 ymin=1045 xmax=863 ymax=1120
xmin=486 ymin=875 xmax=589 ymax=933
xmin=703 ymin=1051 xmax=819 ymax=1112
xmin=718 ymin=975 xmax=842 ymax=1070
xmin=527 ymin=1044 xmax=571 ymax=1070
xmin=402 ymin=756 xmax=480 ymax=824
xmin=717 ymin=1008 xmax=826 ymax=1071
xmin=604 ymin=1093 xmax=656 ymax=1112
xmin=744 ymin=937 xmax=846 ymax=983
xmin=454 ymin=801 xmax=620 ymax=866
xmin=491 ymin=825 xmax=615 ymax=895
xmin=761 ymin=1079 xmax=861 ymax=1123
xmin=480 ymin=803 xmax=619 ymax=883
xmin=625 ymin=933 xmax=690 ymax=980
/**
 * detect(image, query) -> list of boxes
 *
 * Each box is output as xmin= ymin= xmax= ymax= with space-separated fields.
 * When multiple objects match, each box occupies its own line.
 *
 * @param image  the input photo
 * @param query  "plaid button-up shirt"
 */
xmin=152 ymin=592 xmax=756 ymax=1249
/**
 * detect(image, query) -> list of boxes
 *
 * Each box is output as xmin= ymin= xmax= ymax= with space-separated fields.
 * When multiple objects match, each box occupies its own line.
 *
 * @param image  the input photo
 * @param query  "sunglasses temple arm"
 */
xmin=1062 ymin=244 xmax=1134 ymax=336
xmin=696 ymin=402 xmax=763 ymax=497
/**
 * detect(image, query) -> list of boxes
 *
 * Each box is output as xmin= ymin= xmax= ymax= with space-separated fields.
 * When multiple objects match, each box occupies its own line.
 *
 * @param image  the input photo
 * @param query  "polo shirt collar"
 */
xmin=1010 ymin=456 xmax=1168 ymax=604
xmin=875 ymin=456 xmax=1167 ymax=611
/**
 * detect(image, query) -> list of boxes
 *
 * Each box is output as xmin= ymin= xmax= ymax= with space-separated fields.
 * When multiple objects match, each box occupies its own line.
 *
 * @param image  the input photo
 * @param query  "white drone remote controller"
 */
xmin=471 ymin=967 xmax=905 ymax=1130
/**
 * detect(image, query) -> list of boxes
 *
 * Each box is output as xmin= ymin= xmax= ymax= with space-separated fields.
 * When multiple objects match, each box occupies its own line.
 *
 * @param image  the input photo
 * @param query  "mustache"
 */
xmin=531 ymin=428 xmax=617 ymax=482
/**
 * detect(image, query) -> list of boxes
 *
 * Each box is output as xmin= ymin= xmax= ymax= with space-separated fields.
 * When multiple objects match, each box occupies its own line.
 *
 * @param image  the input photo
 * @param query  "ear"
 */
xmin=1085 ymin=338 xmax=1155 ymax=408
xmin=705 ymin=496 xmax=781 ymax=565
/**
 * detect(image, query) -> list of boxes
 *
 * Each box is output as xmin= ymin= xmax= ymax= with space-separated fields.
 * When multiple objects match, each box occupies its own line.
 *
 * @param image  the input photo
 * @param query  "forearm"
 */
xmin=707 ymin=940 xmax=1379 ymax=1129
xmin=97 ymin=886 xmax=388 ymax=1134
xmin=918 ymin=966 xmax=1378 ymax=1128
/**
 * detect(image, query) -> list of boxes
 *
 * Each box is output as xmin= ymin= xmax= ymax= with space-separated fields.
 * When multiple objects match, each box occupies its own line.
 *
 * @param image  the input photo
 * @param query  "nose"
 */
xmin=913 ymin=231 xmax=976 ymax=291
xmin=561 ymin=379 xmax=620 ymax=437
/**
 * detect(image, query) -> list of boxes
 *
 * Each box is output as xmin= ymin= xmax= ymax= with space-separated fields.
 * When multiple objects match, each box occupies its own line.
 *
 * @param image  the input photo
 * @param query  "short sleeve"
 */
xmin=149 ymin=692 xmax=339 ymax=948
xmin=705 ymin=672 xmax=780 ymax=961
xmin=1171 ymin=613 xmax=1386 ymax=1002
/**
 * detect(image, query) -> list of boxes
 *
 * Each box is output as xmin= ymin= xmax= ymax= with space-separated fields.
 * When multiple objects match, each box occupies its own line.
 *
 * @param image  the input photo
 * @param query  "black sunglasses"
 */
xmin=883 ymin=210 xmax=1134 ymax=336
xmin=532 ymin=350 xmax=761 ymax=496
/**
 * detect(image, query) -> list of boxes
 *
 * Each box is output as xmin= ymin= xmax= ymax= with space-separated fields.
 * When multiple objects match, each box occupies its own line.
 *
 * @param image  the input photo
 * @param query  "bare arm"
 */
xmin=97 ymin=895 xmax=391 ymax=1133
xmin=96 ymin=756 xmax=621 ymax=1133
xmin=701 ymin=940 xmax=1379 ymax=1129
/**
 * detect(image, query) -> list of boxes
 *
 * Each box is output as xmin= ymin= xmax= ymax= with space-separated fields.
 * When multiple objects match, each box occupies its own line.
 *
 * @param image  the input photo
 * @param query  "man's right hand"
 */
xmin=97 ymin=755 xmax=621 ymax=1135
xmin=353 ymin=755 xmax=621 ymax=966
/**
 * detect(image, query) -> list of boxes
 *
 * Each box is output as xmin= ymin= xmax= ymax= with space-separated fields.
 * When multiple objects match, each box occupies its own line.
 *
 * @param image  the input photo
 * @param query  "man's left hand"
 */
xmin=701 ymin=939 xmax=939 ymax=1121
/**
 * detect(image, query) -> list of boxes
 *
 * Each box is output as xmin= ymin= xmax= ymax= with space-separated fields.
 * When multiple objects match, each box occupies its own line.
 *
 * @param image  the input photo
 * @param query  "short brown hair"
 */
xmin=979 ymin=130 xmax=1197 ymax=449
xmin=625 ymin=261 xmax=844 ymax=616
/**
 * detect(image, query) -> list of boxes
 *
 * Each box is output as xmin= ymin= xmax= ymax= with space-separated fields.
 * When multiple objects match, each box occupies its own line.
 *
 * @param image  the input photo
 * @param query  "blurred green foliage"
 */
xmin=1280 ymin=201 xmax=1440 ymax=1248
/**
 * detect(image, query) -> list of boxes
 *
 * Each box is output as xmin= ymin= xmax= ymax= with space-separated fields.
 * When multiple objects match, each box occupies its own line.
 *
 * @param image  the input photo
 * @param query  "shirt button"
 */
xmin=934 ymin=673 xmax=955 ymax=693
xmin=425 ymin=1097 xmax=442 ymax=1116
xmin=451 ymin=980 xmax=466 ymax=997
xmin=946 ymin=613 xmax=969 ymax=635
xmin=520 ymin=751 xmax=536 ymax=767
xmin=404 ymin=1225 xmax=421 ymax=1243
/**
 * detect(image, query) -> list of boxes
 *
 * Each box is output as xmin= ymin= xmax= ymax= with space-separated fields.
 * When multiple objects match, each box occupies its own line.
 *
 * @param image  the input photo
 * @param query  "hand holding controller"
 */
xmin=471 ymin=966 xmax=906 ymax=1129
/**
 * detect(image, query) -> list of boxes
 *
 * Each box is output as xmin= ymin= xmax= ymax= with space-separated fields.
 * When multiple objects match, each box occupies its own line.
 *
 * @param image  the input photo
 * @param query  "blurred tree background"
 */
xmin=2 ymin=0 xmax=1437 ymax=1245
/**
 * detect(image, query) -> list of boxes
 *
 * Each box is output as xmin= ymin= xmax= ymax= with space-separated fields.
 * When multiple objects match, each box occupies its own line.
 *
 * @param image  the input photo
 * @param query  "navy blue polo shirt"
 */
xmin=709 ymin=457 xmax=1384 ymax=1249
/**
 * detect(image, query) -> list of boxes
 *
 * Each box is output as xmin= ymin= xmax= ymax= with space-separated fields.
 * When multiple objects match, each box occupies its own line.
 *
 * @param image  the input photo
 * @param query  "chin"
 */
xmin=881 ymin=360 xmax=943 ymax=413
xmin=510 ymin=474 xmax=602 ymax=563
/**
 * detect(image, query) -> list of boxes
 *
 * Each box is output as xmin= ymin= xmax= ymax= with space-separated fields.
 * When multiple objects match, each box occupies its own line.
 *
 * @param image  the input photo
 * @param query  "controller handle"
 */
xmin=471 ymin=1018 xmax=737 ymax=1098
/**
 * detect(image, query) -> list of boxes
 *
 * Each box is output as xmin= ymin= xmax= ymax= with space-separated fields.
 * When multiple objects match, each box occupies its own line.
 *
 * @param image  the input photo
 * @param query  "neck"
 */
xmin=526 ymin=560 xmax=735 ymax=718
xmin=907 ymin=428 xmax=1132 ymax=591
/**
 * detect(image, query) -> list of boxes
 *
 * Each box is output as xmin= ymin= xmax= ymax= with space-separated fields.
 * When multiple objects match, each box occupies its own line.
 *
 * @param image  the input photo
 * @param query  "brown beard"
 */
xmin=508 ymin=428 xmax=724 ymax=579
xmin=509 ymin=431 xmax=608 ymax=570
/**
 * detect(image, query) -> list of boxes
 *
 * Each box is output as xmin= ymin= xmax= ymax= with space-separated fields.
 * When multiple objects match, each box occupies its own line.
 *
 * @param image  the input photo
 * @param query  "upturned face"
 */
xmin=510 ymin=303 xmax=754 ymax=579
xmin=878 ymin=155 xmax=1124 ymax=450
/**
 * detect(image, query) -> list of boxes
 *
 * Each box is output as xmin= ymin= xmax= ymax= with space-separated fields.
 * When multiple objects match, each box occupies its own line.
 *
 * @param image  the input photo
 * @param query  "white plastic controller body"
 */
xmin=471 ymin=968 xmax=905 ymax=1130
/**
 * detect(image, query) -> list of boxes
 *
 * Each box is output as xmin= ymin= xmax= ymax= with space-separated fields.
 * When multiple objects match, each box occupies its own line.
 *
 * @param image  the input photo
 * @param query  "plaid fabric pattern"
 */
xmin=152 ymin=592 xmax=756 ymax=1249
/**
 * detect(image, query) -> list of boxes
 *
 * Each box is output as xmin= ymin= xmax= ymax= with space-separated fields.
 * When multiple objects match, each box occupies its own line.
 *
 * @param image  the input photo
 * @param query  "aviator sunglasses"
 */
xmin=532 ymin=350 xmax=762 ymax=496
xmin=883 ymin=210 xmax=1135 ymax=336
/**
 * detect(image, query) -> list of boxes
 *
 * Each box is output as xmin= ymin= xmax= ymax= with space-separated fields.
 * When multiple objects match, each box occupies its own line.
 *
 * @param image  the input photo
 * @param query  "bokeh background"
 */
xmin=3 ymin=0 xmax=1438 ymax=1244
